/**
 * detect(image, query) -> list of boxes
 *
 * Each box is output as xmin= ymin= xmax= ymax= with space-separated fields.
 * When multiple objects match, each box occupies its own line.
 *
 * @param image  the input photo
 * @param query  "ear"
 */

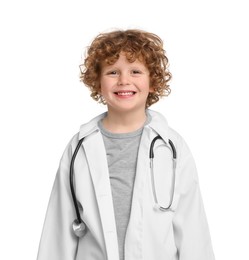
xmin=149 ymin=86 xmax=155 ymax=93
xmin=96 ymin=82 xmax=101 ymax=94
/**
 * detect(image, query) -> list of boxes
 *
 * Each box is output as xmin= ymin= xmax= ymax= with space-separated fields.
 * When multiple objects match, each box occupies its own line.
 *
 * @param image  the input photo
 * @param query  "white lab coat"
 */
xmin=37 ymin=110 xmax=215 ymax=260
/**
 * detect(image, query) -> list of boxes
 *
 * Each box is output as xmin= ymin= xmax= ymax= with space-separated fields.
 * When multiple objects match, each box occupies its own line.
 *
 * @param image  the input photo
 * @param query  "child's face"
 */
xmin=99 ymin=53 xmax=153 ymax=114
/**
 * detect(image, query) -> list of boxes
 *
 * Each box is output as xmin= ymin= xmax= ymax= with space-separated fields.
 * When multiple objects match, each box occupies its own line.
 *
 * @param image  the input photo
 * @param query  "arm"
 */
xmin=173 ymin=138 xmax=215 ymax=260
xmin=37 ymin=141 xmax=78 ymax=260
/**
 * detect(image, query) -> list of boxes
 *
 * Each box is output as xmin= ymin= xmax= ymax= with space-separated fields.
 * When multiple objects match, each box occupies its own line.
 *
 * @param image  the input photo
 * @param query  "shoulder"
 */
xmin=148 ymin=109 xmax=194 ymax=162
xmin=63 ymin=112 xmax=107 ymax=153
xmin=147 ymin=109 xmax=186 ymax=147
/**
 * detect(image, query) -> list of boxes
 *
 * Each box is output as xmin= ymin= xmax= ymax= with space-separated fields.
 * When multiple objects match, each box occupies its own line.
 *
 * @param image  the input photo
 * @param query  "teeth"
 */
xmin=116 ymin=92 xmax=134 ymax=96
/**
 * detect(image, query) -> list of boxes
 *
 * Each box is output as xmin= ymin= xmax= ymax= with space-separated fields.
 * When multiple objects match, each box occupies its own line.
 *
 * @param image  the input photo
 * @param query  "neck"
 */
xmin=102 ymin=108 xmax=147 ymax=133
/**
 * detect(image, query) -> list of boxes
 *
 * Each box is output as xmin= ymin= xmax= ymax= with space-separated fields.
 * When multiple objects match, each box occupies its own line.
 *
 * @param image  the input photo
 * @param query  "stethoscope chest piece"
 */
xmin=72 ymin=219 xmax=86 ymax=238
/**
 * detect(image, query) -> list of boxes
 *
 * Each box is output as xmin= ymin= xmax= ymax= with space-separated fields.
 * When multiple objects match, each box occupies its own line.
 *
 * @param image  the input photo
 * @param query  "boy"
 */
xmin=37 ymin=29 xmax=215 ymax=260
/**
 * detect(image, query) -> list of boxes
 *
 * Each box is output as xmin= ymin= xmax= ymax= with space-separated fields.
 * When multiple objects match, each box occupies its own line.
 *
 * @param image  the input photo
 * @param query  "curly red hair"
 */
xmin=80 ymin=29 xmax=171 ymax=107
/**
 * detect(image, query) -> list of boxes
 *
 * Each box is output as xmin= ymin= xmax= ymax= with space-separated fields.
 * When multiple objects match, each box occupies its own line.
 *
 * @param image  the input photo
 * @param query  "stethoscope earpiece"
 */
xmin=72 ymin=219 xmax=86 ymax=238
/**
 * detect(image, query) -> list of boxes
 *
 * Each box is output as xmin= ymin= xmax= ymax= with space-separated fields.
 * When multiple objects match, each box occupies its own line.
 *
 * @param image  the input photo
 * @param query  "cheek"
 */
xmin=143 ymin=79 xmax=152 ymax=92
xmin=100 ymin=77 xmax=116 ymax=92
xmin=99 ymin=79 xmax=110 ymax=95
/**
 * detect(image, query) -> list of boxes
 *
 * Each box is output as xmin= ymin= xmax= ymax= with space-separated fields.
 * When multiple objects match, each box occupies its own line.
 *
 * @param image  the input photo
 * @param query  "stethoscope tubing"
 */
xmin=70 ymin=134 xmax=177 ymax=236
xmin=69 ymin=137 xmax=85 ymax=224
xmin=149 ymin=135 xmax=177 ymax=211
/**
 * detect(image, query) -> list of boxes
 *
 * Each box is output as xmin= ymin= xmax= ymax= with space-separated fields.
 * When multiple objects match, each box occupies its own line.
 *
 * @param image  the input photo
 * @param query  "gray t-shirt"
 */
xmin=98 ymin=117 xmax=150 ymax=260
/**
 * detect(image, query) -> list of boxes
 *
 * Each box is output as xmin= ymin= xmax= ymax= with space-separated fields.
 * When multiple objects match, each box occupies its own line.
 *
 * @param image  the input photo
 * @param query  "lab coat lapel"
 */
xmin=82 ymin=131 xmax=119 ymax=260
xmin=124 ymin=111 xmax=171 ymax=259
xmin=124 ymin=127 xmax=152 ymax=260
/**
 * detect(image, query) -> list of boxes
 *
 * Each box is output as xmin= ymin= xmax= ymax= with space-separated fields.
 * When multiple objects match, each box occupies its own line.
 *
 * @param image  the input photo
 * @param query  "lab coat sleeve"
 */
xmin=37 ymin=139 xmax=78 ymax=260
xmin=172 ymin=138 xmax=215 ymax=260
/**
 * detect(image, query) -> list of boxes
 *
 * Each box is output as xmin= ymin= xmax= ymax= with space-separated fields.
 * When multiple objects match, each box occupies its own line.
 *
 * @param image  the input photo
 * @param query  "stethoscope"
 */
xmin=70 ymin=135 xmax=177 ymax=237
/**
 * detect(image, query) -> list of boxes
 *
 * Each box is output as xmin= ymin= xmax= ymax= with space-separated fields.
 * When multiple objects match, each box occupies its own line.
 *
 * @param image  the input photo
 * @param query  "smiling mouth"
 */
xmin=114 ymin=91 xmax=136 ymax=96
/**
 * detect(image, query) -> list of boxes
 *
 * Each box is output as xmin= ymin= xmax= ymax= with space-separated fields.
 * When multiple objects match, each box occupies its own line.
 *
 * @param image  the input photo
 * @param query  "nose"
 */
xmin=117 ymin=73 xmax=130 ymax=86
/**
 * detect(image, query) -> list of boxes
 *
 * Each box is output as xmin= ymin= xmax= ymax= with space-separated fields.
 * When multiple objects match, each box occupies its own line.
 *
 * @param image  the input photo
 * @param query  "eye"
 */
xmin=131 ymin=69 xmax=142 ymax=74
xmin=106 ymin=70 xmax=119 ymax=75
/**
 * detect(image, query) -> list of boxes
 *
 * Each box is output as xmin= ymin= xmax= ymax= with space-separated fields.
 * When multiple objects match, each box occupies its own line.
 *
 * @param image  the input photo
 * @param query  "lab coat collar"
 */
xmin=78 ymin=109 xmax=170 ymax=142
xmin=78 ymin=112 xmax=107 ymax=140
xmin=145 ymin=109 xmax=170 ymax=143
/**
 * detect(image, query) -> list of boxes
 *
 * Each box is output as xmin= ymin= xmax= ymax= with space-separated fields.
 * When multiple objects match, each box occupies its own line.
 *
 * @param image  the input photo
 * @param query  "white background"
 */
xmin=0 ymin=0 xmax=248 ymax=259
